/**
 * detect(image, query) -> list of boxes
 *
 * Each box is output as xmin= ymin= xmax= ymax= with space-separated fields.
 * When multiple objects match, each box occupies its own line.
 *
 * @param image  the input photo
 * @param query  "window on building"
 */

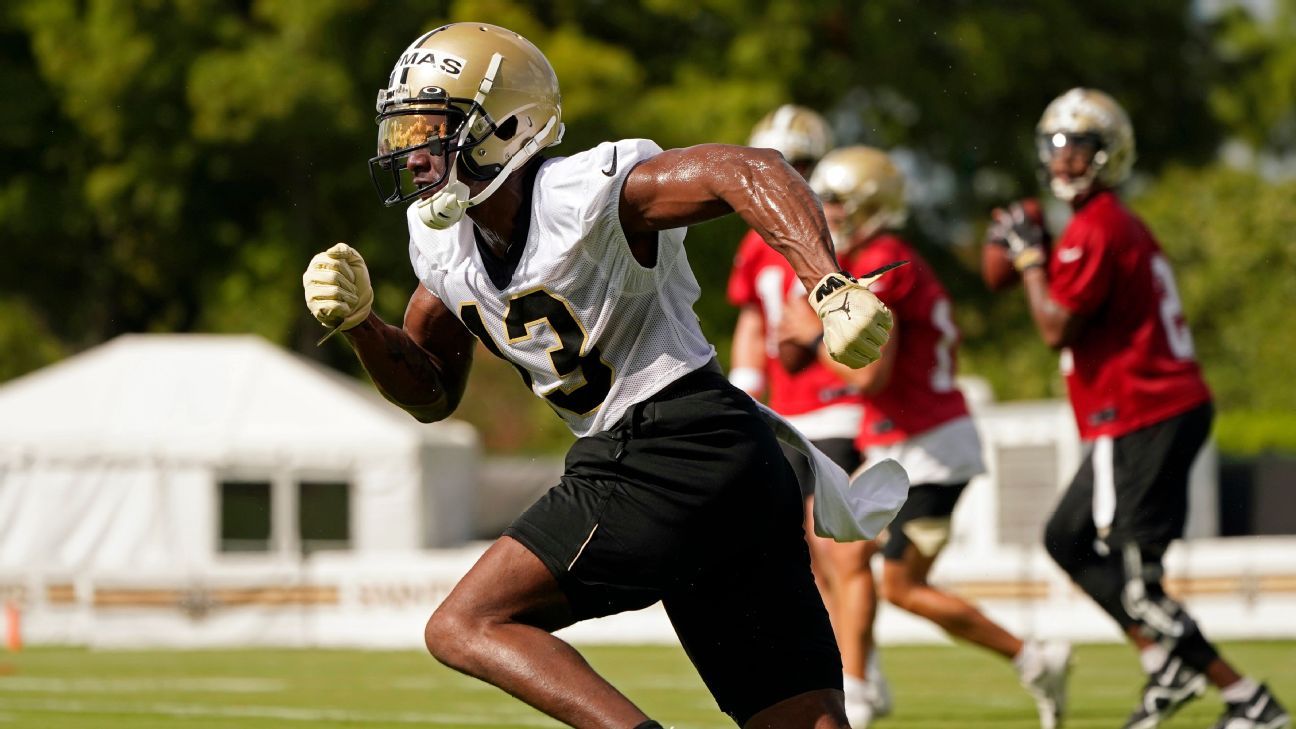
xmin=219 ymin=480 xmax=272 ymax=553
xmin=298 ymin=481 xmax=351 ymax=555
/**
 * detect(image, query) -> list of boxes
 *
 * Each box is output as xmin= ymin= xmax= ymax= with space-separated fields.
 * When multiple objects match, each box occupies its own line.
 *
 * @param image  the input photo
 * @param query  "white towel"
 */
xmin=756 ymin=403 xmax=910 ymax=542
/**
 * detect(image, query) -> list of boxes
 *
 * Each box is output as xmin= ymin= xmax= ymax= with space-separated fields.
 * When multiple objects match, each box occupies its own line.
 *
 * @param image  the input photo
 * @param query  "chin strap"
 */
xmin=414 ymin=114 xmax=560 ymax=229
xmin=1049 ymin=149 xmax=1107 ymax=202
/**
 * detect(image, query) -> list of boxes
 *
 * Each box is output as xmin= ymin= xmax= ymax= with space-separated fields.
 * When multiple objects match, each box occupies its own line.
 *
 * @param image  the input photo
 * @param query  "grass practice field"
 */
xmin=0 ymin=642 xmax=1292 ymax=728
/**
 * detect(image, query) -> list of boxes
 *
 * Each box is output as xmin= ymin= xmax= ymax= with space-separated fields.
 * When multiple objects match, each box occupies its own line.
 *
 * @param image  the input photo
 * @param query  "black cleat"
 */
xmin=1121 ymin=656 xmax=1207 ymax=729
xmin=1210 ymin=683 xmax=1291 ymax=729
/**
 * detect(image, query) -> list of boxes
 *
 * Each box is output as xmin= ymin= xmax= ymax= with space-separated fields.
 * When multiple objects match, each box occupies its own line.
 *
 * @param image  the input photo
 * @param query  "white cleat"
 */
xmin=844 ymin=672 xmax=879 ymax=728
xmin=845 ymin=695 xmax=875 ymax=729
xmin=867 ymin=649 xmax=893 ymax=718
xmin=1018 ymin=640 xmax=1072 ymax=729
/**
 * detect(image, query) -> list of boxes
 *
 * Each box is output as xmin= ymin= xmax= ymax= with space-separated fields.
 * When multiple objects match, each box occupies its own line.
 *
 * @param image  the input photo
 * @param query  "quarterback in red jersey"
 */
xmin=727 ymin=107 xmax=894 ymax=727
xmin=993 ymin=88 xmax=1288 ymax=729
xmin=782 ymin=146 xmax=1071 ymax=729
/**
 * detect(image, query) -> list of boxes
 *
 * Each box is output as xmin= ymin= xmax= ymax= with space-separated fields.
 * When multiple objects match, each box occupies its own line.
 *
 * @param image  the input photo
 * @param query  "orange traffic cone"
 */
xmin=4 ymin=601 xmax=20 ymax=652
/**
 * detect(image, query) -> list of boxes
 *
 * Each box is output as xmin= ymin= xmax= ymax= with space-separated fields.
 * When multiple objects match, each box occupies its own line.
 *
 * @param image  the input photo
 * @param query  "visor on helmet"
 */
xmin=367 ymin=98 xmax=504 ymax=206
xmin=368 ymin=107 xmax=465 ymax=206
xmin=1035 ymin=131 xmax=1108 ymax=201
xmin=1035 ymin=131 xmax=1103 ymax=167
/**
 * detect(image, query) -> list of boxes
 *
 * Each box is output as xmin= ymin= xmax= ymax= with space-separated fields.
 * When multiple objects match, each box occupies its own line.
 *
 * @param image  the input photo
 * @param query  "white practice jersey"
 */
xmin=408 ymin=139 xmax=716 ymax=437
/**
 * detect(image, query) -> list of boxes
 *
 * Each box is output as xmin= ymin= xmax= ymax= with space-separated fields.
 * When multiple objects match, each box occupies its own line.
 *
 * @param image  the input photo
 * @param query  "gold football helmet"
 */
xmin=748 ymin=105 xmax=834 ymax=166
xmin=369 ymin=23 xmax=564 ymax=228
xmin=809 ymin=146 xmax=907 ymax=250
xmin=1036 ymin=88 xmax=1135 ymax=202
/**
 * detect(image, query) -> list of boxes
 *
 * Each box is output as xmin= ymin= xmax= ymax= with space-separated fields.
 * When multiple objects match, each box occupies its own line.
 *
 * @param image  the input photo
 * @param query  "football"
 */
xmin=981 ymin=198 xmax=1045 ymax=292
xmin=981 ymin=240 xmax=1020 ymax=292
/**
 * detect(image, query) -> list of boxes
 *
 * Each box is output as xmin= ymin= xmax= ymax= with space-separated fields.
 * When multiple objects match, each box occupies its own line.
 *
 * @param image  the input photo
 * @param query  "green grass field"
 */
xmin=0 ymin=642 xmax=1292 ymax=728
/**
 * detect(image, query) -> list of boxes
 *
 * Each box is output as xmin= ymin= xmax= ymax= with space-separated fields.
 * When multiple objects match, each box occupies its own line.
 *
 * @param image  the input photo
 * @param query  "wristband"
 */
xmin=1013 ymin=246 xmax=1048 ymax=272
xmin=727 ymin=367 xmax=765 ymax=397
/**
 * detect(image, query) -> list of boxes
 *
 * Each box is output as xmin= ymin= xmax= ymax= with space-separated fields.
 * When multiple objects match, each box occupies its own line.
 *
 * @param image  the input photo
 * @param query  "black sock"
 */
xmin=1173 ymin=626 xmax=1221 ymax=674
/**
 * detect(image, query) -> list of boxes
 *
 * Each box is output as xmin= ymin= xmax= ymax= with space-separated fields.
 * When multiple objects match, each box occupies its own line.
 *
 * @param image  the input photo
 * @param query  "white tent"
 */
xmin=0 ymin=333 xmax=478 ymax=575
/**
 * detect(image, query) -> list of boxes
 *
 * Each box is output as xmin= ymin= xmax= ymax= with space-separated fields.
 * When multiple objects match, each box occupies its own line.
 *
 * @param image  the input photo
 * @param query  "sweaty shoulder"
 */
xmin=533 ymin=139 xmax=665 ymax=242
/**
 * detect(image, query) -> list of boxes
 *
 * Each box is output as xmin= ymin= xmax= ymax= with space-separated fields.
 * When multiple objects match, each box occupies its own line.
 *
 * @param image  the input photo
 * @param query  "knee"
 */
xmin=1117 ymin=543 xmax=1195 ymax=644
xmin=424 ymin=603 xmax=479 ymax=668
xmin=1043 ymin=515 xmax=1085 ymax=571
xmin=880 ymin=569 xmax=917 ymax=611
xmin=823 ymin=541 xmax=872 ymax=583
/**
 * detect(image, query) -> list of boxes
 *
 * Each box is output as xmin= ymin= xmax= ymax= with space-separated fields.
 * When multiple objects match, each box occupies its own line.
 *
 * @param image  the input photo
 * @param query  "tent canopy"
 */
xmin=0 ymin=334 xmax=471 ymax=463
xmin=0 ymin=334 xmax=477 ymax=572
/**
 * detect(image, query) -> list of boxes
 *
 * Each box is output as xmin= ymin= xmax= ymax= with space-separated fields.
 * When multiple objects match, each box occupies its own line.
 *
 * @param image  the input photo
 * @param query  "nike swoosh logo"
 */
xmin=601 ymin=147 xmax=618 ymax=177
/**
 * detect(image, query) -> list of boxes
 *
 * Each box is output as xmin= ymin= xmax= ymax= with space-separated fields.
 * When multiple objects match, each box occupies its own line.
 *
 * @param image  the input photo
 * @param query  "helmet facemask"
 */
xmin=369 ymin=95 xmax=470 ymax=206
xmin=822 ymin=195 xmax=907 ymax=252
xmin=1036 ymin=130 xmax=1107 ymax=202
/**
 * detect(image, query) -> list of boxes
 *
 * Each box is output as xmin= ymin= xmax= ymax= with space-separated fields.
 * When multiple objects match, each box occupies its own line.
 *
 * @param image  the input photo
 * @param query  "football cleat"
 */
xmin=844 ymin=695 xmax=875 ymax=729
xmin=844 ymin=668 xmax=891 ymax=729
xmin=1120 ymin=655 xmax=1207 ymax=729
xmin=1018 ymin=640 xmax=1072 ymax=729
xmin=868 ymin=649 xmax=893 ymax=718
xmin=1209 ymin=683 xmax=1290 ymax=729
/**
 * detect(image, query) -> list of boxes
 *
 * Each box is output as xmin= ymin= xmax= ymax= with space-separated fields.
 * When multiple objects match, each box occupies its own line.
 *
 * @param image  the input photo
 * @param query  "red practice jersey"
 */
xmin=727 ymin=230 xmax=859 ymax=417
xmin=1048 ymin=190 xmax=1211 ymax=440
xmin=844 ymin=235 xmax=969 ymax=448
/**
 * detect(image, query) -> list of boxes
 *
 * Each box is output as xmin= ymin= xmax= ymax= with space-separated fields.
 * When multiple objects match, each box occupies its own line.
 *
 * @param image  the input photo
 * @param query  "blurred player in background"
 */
xmin=727 ymin=106 xmax=893 ymax=727
xmin=989 ymin=87 xmax=1290 ymax=729
xmin=301 ymin=22 xmax=904 ymax=729
xmin=783 ymin=146 xmax=1073 ymax=729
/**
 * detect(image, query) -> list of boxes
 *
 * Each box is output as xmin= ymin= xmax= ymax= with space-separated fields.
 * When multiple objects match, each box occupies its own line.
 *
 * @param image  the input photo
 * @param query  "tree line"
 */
xmin=2 ymin=0 xmax=1292 ymax=454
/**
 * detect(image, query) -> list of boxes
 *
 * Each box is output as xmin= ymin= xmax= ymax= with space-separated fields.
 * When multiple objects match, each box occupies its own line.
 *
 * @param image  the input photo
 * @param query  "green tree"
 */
xmin=1130 ymin=164 xmax=1296 ymax=450
xmin=1208 ymin=0 xmax=1296 ymax=154
xmin=3 ymin=0 xmax=1285 ymax=454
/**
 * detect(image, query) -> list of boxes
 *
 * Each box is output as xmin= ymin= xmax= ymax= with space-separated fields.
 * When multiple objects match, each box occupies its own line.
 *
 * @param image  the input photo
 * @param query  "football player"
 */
xmin=781 ymin=146 xmax=1073 ymax=729
xmin=991 ymin=87 xmax=1289 ymax=729
xmin=302 ymin=23 xmax=906 ymax=729
xmin=727 ymin=107 xmax=894 ymax=728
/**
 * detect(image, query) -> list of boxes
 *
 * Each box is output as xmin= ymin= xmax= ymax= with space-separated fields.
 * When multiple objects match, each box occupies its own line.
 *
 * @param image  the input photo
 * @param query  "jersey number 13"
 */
xmin=460 ymin=289 xmax=615 ymax=416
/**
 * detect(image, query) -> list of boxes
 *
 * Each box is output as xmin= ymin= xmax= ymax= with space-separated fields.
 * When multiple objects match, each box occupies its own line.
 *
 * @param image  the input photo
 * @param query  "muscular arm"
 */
xmin=620 ymin=144 xmax=840 ymax=291
xmin=343 ymin=284 xmax=475 ymax=422
xmin=1021 ymin=267 xmax=1087 ymax=349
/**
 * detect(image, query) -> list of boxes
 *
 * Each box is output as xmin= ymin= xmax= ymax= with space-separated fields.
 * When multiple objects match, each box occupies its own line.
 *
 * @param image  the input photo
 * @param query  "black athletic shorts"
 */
xmin=504 ymin=362 xmax=841 ymax=725
xmin=879 ymin=482 xmax=968 ymax=560
xmin=1048 ymin=400 xmax=1213 ymax=551
xmin=782 ymin=437 xmax=861 ymax=500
